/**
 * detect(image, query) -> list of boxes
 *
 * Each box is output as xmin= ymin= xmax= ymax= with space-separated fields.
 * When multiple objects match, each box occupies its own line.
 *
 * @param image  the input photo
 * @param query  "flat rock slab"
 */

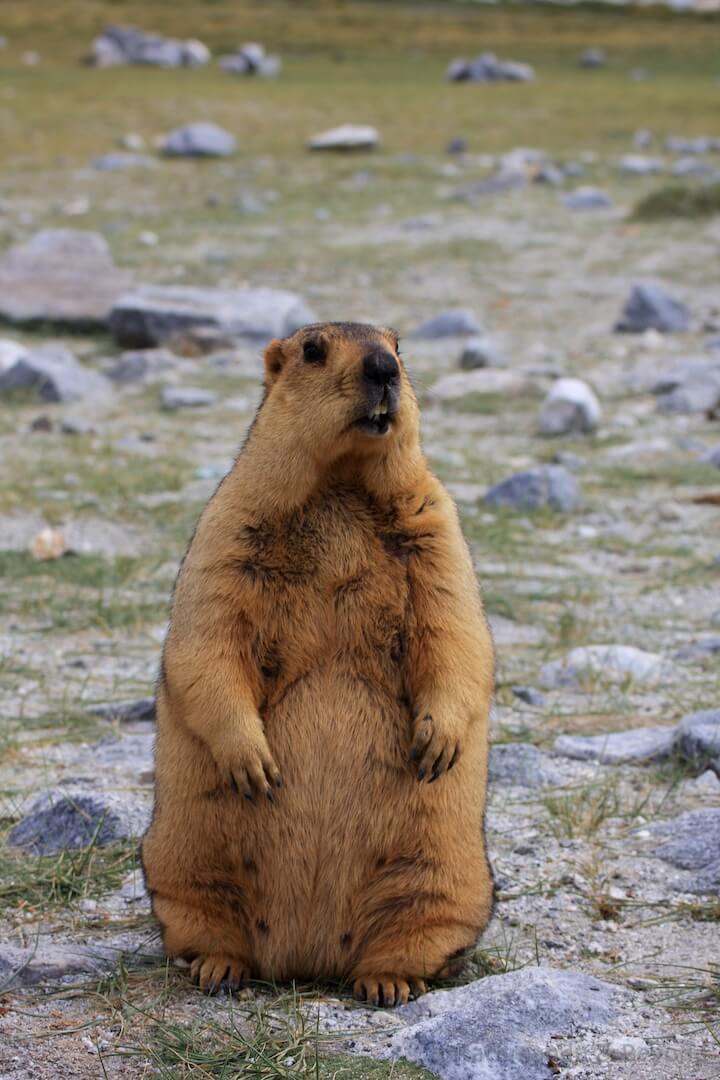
xmin=0 ymin=942 xmax=117 ymax=989
xmin=110 ymin=285 xmax=316 ymax=347
xmin=0 ymin=343 xmax=111 ymax=403
xmin=0 ymin=230 xmax=132 ymax=328
xmin=87 ymin=698 xmax=156 ymax=724
xmin=307 ymin=125 xmax=379 ymax=151
xmin=7 ymin=788 xmax=150 ymax=854
xmin=387 ymin=967 xmax=627 ymax=1080
xmin=489 ymin=743 xmax=557 ymax=787
xmin=554 ymin=726 xmax=676 ymax=764
xmin=540 ymin=645 xmax=667 ymax=688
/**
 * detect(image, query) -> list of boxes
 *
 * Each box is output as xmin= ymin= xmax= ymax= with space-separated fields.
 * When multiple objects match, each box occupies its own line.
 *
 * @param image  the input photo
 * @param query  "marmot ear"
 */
xmin=264 ymin=339 xmax=285 ymax=386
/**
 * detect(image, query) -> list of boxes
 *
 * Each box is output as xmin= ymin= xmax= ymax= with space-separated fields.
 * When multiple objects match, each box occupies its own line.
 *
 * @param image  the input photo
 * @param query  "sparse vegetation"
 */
xmin=632 ymin=182 xmax=720 ymax=222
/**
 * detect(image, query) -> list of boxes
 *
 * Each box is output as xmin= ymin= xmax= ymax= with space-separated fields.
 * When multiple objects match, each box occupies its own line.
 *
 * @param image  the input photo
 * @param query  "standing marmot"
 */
xmin=142 ymin=321 xmax=495 ymax=1006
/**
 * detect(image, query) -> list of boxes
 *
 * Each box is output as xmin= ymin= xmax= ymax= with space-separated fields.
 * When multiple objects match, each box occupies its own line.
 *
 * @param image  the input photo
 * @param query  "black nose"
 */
xmin=363 ymin=351 xmax=399 ymax=386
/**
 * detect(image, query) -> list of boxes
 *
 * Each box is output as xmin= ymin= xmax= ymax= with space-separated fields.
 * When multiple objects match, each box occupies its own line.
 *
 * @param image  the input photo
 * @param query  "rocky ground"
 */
xmin=1 ymin=3 xmax=719 ymax=1078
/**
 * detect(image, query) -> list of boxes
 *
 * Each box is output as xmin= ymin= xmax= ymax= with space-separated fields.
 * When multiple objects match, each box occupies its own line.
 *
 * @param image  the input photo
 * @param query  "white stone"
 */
xmin=537 ymin=377 xmax=601 ymax=436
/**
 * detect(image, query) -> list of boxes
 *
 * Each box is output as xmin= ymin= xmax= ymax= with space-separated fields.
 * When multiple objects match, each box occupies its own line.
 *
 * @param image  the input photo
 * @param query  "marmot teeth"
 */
xmin=370 ymin=401 xmax=389 ymax=419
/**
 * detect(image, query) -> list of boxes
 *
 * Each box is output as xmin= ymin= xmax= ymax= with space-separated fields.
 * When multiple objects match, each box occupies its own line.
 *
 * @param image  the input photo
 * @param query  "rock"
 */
xmin=454 ymin=168 xmax=527 ymax=200
xmin=656 ymin=364 xmax=720 ymax=414
xmin=61 ymin=418 xmax=96 ymax=436
xmin=673 ymin=638 xmax=720 ymax=661
xmin=92 ymin=152 xmax=156 ymax=172
xmin=429 ymin=369 xmax=532 ymax=403
xmin=554 ymin=726 xmax=676 ymax=764
xmin=563 ymin=187 xmax=611 ymax=210
xmin=666 ymin=135 xmax=712 ymax=154
xmin=30 ymin=526 xmax=67 ymax=561
xmin=87 ymin=698 xmax=156 ymax=723
xmin=633 ymin=129 xmax=654 ymax=149
xmin=618 ymin=155 xmax=664 ymax=176
xmin=220 ymin=42 xmax=281 ymax=77
xmin=411 ymin=309 xmax=482 ymax=339
xmin=615 ymin=283 xmax=690 ymax=334
xmin=532 ymin=164 xmax=564 ymax=186
xmin=388 ymin=967 xmax=626 ymax=1080
xmin=446 ymin=137 xmax=467 ymax=154
xmin=606 ymin=1037 xmax=647 ymax=1061
xmin=109 ymin=284 xmax=316 ymax=347
xmin=671 ymin=157 xmax=714 ymax=177
xmin=7 ymin=788 xmax=150 ymax=854
xmin=161 ymin=386 xmax=217 ymax=410
xmin=162 ymin=122 xmax=236 ymax=158
xmin=447 ymin=52 xmax=535 ymax=83
xmin=676 ymin=708 xmax=720 ymax=761
xmin=511 ymin=686 xmax=545 ymax=707
xmin=537 ymin=378 xmax=601 ymax=436
xmin=459 ymin=336 xmax=504 ymax=369
xmin=579 ymin=48 xmax=607 ymax=69
xmin=539 ymin=645 xmax=667 ymax=689
xmin=0 ymin=229 xmax=132 ymax=328
xmin=650 ymin=808 xmax=720 ymax=893
xmin=0 ymin=343 xmax=111 ymax=403
xmin=89 ymin=25 xmax=210 ymax=68
xmin=0 ymin=942 xmax=116 ymax=989
xmin=307 ymin=125 xmax=379 ymax=151
xmin=489 ymin=744 xmax=556 ymax=787
xmin=702 ymin=445 xmax=720 ymax=466
xmin=484 ymin=466 xmax=581 ymax=513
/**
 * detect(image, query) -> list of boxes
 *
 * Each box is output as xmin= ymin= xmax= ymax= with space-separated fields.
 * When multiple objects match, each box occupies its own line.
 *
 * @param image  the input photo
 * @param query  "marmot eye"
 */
xmin=303 ymin=339 xmax=326 ymax=364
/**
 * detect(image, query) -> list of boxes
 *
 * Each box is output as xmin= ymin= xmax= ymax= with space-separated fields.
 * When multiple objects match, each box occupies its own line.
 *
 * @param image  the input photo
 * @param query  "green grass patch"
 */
xmin=632 ymin=183 xmax=720 ymax=222
xmin=0 ymin=836 xmax=138 ymax=912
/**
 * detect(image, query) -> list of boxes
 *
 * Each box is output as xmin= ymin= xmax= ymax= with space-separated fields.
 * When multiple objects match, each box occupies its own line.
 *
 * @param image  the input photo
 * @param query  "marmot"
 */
xmin=141 ymin=321 xmax=495 ymax=1006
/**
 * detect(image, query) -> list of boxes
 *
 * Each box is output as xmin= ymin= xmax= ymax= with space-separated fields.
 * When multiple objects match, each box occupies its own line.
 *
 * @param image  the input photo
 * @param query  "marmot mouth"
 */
xmin=354 ymin=397 xmax=394 ymax=436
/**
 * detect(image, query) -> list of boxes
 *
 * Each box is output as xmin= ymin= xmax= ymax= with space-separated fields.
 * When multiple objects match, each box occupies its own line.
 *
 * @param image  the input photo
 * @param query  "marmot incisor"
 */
xmin=141 ymin=321 xmax=495 ymax=1006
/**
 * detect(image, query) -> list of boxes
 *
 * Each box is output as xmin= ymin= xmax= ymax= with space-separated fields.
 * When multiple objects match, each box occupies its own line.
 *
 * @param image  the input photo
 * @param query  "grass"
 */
xmin=632 ymin=182 xmax=720 ymax=221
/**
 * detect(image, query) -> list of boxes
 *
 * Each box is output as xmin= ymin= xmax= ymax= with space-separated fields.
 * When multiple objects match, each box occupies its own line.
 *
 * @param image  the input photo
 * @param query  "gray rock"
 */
xmin=412 ymin=309 xmax=482 ymax=339
xmin=61 ymin=417 xmax=96 ymax=436
xmin=537 ymin=378 xmax=601 ymax=436
xmin=87 ymin=697 xmax=156 ymax=723
xmin=453 ymin=169 xmax=527 ymax=200
xmin=107 ymin=351 xmax=149 ymax=383
xmin=618 ymin=155 xmax=664 ymax=176
xmin=657 ymin=364 xmax=720 ymax=414
xmin=0 ymin=343 xmax=110 ymax=403
xmin=633 ymin=129 xmax=653 ymax=150
xmin=554 ymin=726 xmax=676 ymax=764
xmin=89 ymin=25 xmax=210 ymax=68
xmin=161 ymin=386 xmax=217 ymax=409
xmin=163 ymin=122 xmax=236 ymax=158
xmin=92 ymin=152 xmax=156 ymax=172
xmin=0 ymin=229 xmax=132 ymax=328
xmin=388 ymin=967 xmax=626 ymax=1080
xmin=615 ymin=283 xmax=690 ymax=334
xmin=109 ymin=284 xmax=316 ymax=347
xmin=673 ymin=638 xmax=720 ymax=660
xmin=0 ymin=942 xmax=116 ymax=989
xmin=579 ymin=48 xmax=607 ymax=69
xmin=676 ymin=708 xmax=720 ymax=761
xmin=666 ymin=135 xmax=713 ymax=155
xmin=446 ymin=137 xmax=467 ymax=155
xmin=650 ymin=808 xmax=720 ymax=893
xmin=7 ymin=788 xmax=150 ymax=854
xmin=484 ymin=466 xmax=581 ymax=513
xmin=563 ymin=187 xmax=611 ymax=210
xmin=532 ymin=164 xmax=564 ymax=186
xmin=459 ymin=336 xmax=503 ymax=369
xmin=220 ymin=43 xmax=281 ymax=77
xmin=430 ymin=369 xmax=532 ymax=403
xmin=447 ymin=52 xmax=534 ymax=83
xmin=511 ymin=686 xmax=545 ymax=707
xmin=489 ymin=744 xmax=556 ymax=787
xmin=671 ymin=157 xmax=714 ymax=177
xmin=539 ymin=645 xmax=667 ymax=689
xmin=307 ymin=125 xmax=379 ymax=151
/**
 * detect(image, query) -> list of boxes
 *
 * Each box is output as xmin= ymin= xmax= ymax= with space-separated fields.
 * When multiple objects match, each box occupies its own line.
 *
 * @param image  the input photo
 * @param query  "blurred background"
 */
xmin=1 ymin=3 xmax=719 ymax=1078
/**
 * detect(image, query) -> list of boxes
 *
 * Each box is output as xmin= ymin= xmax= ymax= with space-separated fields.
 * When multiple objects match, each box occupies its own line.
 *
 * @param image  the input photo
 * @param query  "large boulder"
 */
xmin=7 ymin=788 xmax=150 ymax=855
xmin=615 ymin=283 xmax=690 ymax=334
xmin=537 ymin=377 xmax=601 ymax=436
xmin=162 ymin=122 xmax=236 ymax=158
xmin=307 ymin=125 xmax=379 ymax=151
xmin=0 ymin=230 xmax=132 ymax=328
xmin=387 ymin=967 xmax=626 ymax=1080
xmin=0 ymin=342 xmax=110 ymax=403
xmin=88 ymin=25 xmax=210 ymax=68
xmin=489 ymin=744 xmax=557 ymax=788
xmin=109 ymin=285 xmax=316 ymax=347
xmin=676 ymin=708 xmax=720 ymax=763
xmin=484 ymin=466 xmax=580 ymax=513
xmin=540 ymin=645 xmax=667 ymax=689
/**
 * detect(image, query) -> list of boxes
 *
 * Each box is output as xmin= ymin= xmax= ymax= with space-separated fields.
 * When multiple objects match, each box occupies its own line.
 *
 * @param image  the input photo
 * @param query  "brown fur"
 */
xmin=141 ymin=321 xmax=495 ymax=1006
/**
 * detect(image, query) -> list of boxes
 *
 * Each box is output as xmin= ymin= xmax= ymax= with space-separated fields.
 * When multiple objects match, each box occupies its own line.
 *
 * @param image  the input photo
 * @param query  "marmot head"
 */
xmin=262 ymin=322 xmax=419 ymax=458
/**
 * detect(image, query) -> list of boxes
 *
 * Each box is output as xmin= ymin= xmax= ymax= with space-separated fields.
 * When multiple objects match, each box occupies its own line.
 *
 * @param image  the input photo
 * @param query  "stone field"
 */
xmin=0 ymin=2 xmax=719 ymax=1077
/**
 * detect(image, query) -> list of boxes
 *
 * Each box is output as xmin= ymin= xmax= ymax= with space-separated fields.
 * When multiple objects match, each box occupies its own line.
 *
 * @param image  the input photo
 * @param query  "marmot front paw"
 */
xmin=409 ymin=712 xmax=460 ymax=784
xmin=214 ymin=726 xmax=282 ymax=802
xmin=352 ymin=973 xmax=427 ymax=1007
